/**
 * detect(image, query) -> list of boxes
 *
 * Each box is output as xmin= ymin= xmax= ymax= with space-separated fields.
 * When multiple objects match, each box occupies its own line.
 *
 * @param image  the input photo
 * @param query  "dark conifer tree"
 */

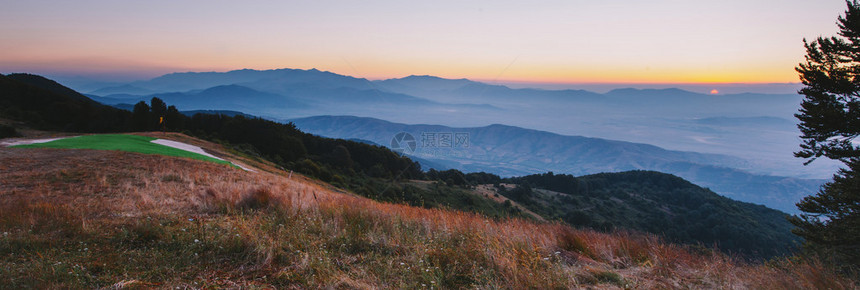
xmin=131 ymin=101 xmax=150 ymax=132
xmin=790 ymin=0 xmax=860 ymax=273
xmin=165 ymin=105 xmax=183 ymax=130
xmin=150 ymin=97 xmax=167 ymax=130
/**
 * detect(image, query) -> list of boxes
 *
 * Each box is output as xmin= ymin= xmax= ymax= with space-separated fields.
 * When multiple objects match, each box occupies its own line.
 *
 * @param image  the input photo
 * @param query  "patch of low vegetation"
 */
xmin=0 ymin=147 xmax=852 ymax=288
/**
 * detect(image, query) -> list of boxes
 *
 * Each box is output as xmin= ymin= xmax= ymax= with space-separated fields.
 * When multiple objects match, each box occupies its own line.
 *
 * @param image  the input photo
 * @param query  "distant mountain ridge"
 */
xmin=288 ymin=115 xmax=750 ymax=173
xmin=289 ymin=115 xmax=825 ymax=214
xmin=85 ymin=68 xmax=809 ymax=128
xmin=89 ymin=84 xmax=156 ymax=96
xmin=85 ymin=67 xmax=803 ymax=108
xmin=89 ymin=69 xmax=503 ymax=120
xmin=84 ymin=68 xmax=804 ymax=120
xmin=121 ymin=68 xmax=369 ymax=93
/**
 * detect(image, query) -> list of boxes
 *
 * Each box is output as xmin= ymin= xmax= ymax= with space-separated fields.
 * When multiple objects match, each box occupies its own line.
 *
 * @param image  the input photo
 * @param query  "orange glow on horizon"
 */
xmin=1 ymin=55 xmax=799 ymax=85
xmin=0 ymin=0 xmax=839 ymax=89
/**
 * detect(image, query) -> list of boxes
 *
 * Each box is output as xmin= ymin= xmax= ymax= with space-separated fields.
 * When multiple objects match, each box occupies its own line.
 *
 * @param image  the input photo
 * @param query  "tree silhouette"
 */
xmin=165 ymin=105 xmax=183 ymax=130
xmin=131 ymin=101 xmax=150 ymax=132
xmin=790 ymin=0 xmax=860 ymax=273
xmin=150 ymin=97 xmax=167 ymax=130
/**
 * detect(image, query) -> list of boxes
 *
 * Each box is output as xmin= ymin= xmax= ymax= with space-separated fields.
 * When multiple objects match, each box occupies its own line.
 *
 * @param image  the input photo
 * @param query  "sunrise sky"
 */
xmin=0 ymin=0 xmax=848 ymax=85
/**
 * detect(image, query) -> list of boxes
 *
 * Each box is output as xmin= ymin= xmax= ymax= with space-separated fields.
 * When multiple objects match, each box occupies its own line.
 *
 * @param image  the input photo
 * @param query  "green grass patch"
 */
xmin=13 ymin=134 xmax=233 ymax=167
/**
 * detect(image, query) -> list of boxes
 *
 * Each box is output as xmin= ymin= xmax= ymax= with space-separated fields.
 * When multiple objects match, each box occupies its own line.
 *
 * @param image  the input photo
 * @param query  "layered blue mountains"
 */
xmin=73 ymin=68 xmax=836 ymax=214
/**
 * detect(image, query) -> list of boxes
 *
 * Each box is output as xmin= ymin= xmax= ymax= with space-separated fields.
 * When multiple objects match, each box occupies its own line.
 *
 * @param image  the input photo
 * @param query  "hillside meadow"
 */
xmin=0 ymin=135 xmax=853 ymax=288
xmin=10 ymin=134 xmax=232 ymax=166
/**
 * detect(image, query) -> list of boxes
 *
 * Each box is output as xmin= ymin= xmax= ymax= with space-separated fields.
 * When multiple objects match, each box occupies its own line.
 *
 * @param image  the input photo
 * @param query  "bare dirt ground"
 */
xmin=150 ymin=138 xmax=254 ymax=172
xmin=0 ymin=137 xmax=73 ymax=146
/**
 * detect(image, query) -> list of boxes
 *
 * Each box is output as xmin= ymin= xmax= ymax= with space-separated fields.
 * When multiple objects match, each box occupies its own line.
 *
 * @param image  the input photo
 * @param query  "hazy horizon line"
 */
xmin=2 ymin=66 xmax=805 ymax=95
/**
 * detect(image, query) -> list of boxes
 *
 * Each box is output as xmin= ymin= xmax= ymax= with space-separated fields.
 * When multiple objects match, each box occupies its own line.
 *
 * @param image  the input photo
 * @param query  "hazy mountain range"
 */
xmin=70 ymin=67 xmax=837 ymax=213
xmin=79 ymin=68 xmax=836 ymax=176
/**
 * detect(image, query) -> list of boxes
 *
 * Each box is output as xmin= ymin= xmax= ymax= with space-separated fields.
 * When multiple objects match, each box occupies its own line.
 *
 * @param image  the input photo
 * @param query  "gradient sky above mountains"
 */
xmin=0 ymin=0 xmax=848 ymax=84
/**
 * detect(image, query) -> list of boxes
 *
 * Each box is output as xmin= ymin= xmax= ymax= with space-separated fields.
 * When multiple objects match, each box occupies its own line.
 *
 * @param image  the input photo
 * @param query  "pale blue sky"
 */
xmin=0 ymin=0 xmax=848 ymax=84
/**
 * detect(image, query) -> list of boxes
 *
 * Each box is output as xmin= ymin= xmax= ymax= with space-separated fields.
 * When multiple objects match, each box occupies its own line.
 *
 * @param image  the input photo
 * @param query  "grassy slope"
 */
xmin=0 ymin=134 xmax=853 ymax=288
xmin=12 ymin=134 xmax=232 ymax=166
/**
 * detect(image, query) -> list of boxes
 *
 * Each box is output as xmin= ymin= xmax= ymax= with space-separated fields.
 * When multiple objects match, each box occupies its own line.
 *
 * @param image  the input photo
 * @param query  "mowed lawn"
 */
xmin=12 ymin=134 xmax=232 ymax=166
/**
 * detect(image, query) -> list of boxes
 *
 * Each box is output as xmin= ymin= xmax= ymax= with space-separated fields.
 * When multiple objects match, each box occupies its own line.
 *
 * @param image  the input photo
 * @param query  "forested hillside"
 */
xmin=501 ymin=171 xmax=799 ymax=258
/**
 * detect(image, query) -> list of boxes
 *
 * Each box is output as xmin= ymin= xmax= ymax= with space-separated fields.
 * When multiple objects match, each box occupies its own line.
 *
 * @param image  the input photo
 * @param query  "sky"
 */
xmin=0 ymin=0 xmax=849 ymax=85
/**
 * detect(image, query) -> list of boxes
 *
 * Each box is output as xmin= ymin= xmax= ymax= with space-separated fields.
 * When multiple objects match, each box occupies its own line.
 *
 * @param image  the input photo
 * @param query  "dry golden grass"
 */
xmin=0 ymin=134 xmax=855 ymax=288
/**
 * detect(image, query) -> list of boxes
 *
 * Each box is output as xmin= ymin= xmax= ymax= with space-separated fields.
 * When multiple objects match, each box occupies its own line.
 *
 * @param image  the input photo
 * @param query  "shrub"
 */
xmin=0 ymin=124 xmax=20 ymax=138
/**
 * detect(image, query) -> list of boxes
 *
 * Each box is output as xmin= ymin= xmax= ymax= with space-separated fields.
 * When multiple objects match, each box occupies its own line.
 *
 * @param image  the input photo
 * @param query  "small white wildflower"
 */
xmin=400 ymin=262 xmax=405 ymax=266
xmin=431 ymin=281 xmax=435 ymax=284
xmin=422 ymin=284 xmax=426 ymax=287
xmin=194 ymin=239 xmax=200 ymax=243
xmin=181 ymin=228 xmax=186 ymax=232
xmin=542 ymin=257 xmax=549 ymax=260
xmin=554 ymin=251 xmax=560 ymax=255
xmin=189 ymin=218 xmax=194 ymax=221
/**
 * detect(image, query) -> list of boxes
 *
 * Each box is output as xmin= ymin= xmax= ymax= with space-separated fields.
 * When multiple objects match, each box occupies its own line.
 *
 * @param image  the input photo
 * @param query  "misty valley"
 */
xmin=73 ymin=68 xmax=834 ymax=214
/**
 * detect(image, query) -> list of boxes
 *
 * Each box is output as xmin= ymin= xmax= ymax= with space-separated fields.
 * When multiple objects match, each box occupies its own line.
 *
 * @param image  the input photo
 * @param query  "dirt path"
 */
xmin=0 ymin=137 xmax=72 ymax=146
xmin=150 ymin=139 xmax=254 ymax=171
